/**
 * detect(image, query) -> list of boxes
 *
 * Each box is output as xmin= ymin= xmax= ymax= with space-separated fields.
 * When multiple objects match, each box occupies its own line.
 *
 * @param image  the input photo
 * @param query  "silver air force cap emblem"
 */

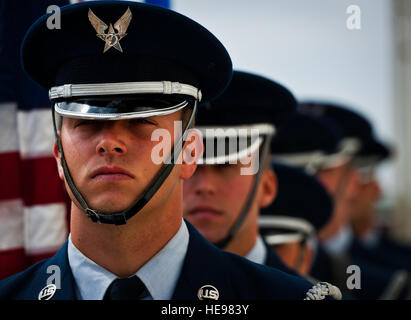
xmin=88 ymin=7 xmax=132 ymax=53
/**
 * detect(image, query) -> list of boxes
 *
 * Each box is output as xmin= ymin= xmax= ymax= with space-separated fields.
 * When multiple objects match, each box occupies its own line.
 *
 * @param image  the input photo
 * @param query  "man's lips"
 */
xmin=188 ymin=206 xmax=223 ymax=217
xmin=90 ymin=166 xmax=135 ymax=181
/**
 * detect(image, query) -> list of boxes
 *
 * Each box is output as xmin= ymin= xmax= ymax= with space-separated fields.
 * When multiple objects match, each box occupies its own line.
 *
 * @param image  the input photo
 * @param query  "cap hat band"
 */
xmin=49 ymin=81 xmax=202 ymax=101
xmin=196 ymin=123 xmax=275 ymax=165
xmin=259 ymin=215 xmax=315 ymax=236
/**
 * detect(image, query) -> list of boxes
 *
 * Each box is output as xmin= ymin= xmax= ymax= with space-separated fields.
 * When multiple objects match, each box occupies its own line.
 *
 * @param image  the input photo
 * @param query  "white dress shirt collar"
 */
xmin=245 ymin=235 xmax=267 ymax=265
xmin=67 ymin=219 xmax=189 ymax=300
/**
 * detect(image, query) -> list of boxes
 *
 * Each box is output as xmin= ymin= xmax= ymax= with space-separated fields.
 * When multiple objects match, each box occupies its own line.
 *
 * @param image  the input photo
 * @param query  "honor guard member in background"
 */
xmin=349 ymin=137 xmax=411 ymax=273
xmin=183 ymin=71 xmax=298 ymax=275
xmin=302 ymin=102 xmax=411 ymax=278
xmin=259 ymin=162 xmax=333 ymax=279
xmin=183 ymin=70 xmax=337 ymax=300
xmin=274 ymin=105 xmax=411 ymax=299
xmin=259 ymin=162 xmax=343 ymax=299
xmin=0 ymin=1 xmax=319 ymax=300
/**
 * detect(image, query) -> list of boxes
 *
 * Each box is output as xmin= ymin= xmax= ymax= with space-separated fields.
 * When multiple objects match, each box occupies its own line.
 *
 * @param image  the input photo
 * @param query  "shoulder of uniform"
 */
xmin=0 ymin=259 xmax=48 ymax=300
xmin=222 ymin=250 xmax=315 ymax=299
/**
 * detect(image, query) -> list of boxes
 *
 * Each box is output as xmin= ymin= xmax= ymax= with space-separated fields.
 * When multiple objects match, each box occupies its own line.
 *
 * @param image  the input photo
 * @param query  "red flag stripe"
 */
xmin=21 ymin=156 xmax=67 ymax=206
xmin=0 ymin=152 xmax=22 ymax=200
xmin=0 ymin=154 xmax=67 ymax=204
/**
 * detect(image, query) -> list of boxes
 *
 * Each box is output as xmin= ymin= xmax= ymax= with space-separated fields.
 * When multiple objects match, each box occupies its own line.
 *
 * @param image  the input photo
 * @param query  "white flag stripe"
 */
xmin=17 ymin=109 xmax=55 ymax=158
xmin=0 ymin=102 xmax=19 ymax=153
xmin=24 ymin=203 xmax=68 ymax=254
xmin=0 ymin=199 xmax=24 ymax=250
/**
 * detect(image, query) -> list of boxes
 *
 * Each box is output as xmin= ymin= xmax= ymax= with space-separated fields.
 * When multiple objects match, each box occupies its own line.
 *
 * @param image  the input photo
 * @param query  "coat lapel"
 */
xmin=31 ymin=241 xmax=76 ymax=300
xmin=172 ymin=222 xmax=234 ymax=300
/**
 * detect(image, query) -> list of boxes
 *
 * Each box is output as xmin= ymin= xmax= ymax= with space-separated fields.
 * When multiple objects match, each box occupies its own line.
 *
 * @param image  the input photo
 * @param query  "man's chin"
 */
xmin=86 ymin=197 xmax=137 ymax=214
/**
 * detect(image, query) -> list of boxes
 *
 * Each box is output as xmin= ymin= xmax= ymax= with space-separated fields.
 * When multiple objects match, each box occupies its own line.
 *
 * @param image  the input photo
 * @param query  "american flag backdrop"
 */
xmin=0 ymin=0 xmax=170 ymax=280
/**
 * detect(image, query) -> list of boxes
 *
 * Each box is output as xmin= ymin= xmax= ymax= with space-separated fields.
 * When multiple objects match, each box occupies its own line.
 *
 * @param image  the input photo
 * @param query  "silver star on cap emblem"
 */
xmin=88 ymin=7 xmax=132 ymax=53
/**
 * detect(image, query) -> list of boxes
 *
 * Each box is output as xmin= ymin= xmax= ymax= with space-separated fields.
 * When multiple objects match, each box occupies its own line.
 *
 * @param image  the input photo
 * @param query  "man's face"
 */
xmin=183 ymin=164 xmax=254 ymax=244
xmin=316 ymin=162 xmax=360 ymax=241
xmin=183 ymin=163 xmax=275 ymax=245
xmin=316 ymin=163 xmax=359 ymax=201
xmin=55 ymin=111 xmax=195 ymax=214
xmin=350 ymin=175 xmax=382 ymax=226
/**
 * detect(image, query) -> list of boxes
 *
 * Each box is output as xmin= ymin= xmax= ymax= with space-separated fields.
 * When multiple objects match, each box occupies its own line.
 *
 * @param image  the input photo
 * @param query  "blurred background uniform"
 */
xmin=270 ymin=106 xmax=411 ymax=299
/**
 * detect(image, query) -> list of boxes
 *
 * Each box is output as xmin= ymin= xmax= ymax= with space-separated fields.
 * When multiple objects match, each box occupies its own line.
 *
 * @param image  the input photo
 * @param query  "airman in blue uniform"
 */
xmin=183 ymin=71 xmax=301 ymax=275
xmin=183 ymin=70 xmax=339 ymax=299
xmin=0 ymin=1 xmax=321 ymax=300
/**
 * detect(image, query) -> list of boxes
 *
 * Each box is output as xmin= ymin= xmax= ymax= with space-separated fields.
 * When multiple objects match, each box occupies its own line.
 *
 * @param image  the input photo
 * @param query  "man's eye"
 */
xmin=75 ymin=120 xmax=93 ymax=127
xmin=215 ymin=163 xmax=234 ymax=170
xmin=131 ymin=118 xmax=155 ymax=125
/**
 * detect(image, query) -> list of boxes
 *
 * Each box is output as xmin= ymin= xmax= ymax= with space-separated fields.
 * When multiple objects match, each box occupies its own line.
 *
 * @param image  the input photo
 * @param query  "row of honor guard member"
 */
xmin=301 ymin=102 xmax=411 ymax=287
xmin=0 ymin=1 xmax=325 ymax=300
xmin=271 ymin=106 xmax=411 ymax=300
xmin=183 ymin=70 xmax=339 ymax=300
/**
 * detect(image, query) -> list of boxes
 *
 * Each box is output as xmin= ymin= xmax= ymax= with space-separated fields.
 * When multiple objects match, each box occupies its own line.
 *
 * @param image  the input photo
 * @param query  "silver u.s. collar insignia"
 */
xmin=88 ymin=7 xmax=132 ymax=53
xmin=197 ymin=285 xmax=219 ymax=300
xmin=38 ymin=284 xmax=57 ymax=300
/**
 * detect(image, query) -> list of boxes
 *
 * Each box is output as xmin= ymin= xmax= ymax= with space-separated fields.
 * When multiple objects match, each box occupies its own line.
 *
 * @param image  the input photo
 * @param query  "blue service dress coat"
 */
xmin=350 ymin=235 xmax=411 ymax=275
xmin=0 ymin=223 xmax=315 ymax=300
xmin=310 ymin=245 xmax=411 ymax=300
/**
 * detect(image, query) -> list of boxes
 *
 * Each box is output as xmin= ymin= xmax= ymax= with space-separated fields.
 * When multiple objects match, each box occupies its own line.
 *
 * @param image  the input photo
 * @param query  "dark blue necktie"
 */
xmin=103 ymin=275 xmax=146 ymax=300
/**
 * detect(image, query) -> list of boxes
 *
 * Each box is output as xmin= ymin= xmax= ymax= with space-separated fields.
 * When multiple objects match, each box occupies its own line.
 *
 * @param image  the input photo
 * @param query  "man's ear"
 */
xmin=53 ymin=134 xmax=65 ymax=181
xmin=258 ymin=169 xmax=277 ymax=208
xmin=179 ymin=128 xmax=203 ymax=181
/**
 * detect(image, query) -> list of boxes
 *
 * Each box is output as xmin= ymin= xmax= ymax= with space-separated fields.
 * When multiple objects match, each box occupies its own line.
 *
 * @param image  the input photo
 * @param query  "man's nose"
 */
xmin=95 ymin=122 xmax=128 ymax=156
xmin=193 ymin=166 xmax=218 ymax=195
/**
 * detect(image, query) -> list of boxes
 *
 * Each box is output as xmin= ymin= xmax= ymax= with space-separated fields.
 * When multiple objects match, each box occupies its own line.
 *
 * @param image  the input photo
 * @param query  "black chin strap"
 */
xmin=214 ymin=134 xmax=272 ymax=249
xmin=52 ymin=102 xmax=197 ymax=225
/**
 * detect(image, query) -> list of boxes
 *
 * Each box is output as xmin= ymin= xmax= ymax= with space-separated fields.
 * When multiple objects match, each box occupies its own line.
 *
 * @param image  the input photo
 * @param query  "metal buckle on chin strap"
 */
xmin=86 ymin=208 xmax=101 ymax=224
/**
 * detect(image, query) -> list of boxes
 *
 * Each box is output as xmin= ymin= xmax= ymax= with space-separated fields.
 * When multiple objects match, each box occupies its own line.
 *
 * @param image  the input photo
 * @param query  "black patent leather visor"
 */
xmin=54 ymin=94 xmax=191 ymax=120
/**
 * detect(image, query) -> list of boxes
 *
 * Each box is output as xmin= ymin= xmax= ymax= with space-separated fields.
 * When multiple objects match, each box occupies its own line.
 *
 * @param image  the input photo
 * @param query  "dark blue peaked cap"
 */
xmin=298 ymin=101 xmax=374 ymax=143
xmin=21 ymin=0 xmax=232 ymax=102
xmin=260 ymin=162 xmax=333 ymax=231
xmin=196 ymin=71 xmax=297 ymax=127
xmin=357 ymin=136 xmax=393 ymax=162
xmin=270 ymin=112 xmax=343 ymax=155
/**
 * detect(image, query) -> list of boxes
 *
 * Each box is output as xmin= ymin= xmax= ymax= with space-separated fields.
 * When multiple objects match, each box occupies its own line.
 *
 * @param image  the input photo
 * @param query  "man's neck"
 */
xmin=224 ymin=225 xmax=257 ymax=258
xmin=70 ymin=204 xmax=182 ymax=278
